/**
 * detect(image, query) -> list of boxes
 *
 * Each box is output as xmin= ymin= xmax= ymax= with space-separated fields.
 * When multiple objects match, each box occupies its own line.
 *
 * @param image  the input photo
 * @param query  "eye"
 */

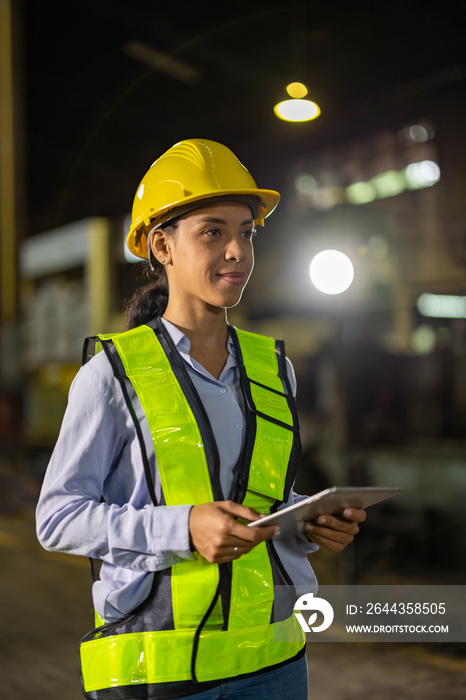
xmin=241 ymin=228 xmax=256 ymax=240
xmin=204 ymin=228 xmax=221 ymax=237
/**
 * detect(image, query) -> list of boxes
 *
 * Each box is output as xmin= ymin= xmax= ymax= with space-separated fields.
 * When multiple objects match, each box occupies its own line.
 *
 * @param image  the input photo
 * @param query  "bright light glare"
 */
xmin=274 ymin=99 xmax=321 ymax=122
xmin=310 ymin=250 xmax=354 ymax=295
xmin=345 ymin=161 xmax=441 ymax=208
xmin=295 ymin=173 xmax=318 ymax=196
xmin=372 ymin=170 xmax=406 ymax=198
xmin=411 ymin=325 xmax=436 ymax=355
xmin=286 ymin=82 xmax=308 ymax=98
xmin=346 ymin=181 xmax=376 ymax=204
xmin=398 ymin=122 xmax=435 ymax=145
xmin=405 ymin=161 xmax=440 ymax=188
xmin=409 ymin=125 xmax=429 ymax=143
xmin=417 ymin=293 xmax=466 ymax=318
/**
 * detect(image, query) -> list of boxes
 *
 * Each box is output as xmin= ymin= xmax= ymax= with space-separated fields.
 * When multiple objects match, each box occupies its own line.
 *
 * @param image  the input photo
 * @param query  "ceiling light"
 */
xmin=274 ymin=82 xmax=321 ymax=122
xmin=286 ymin=82 xmax=309 ymax=98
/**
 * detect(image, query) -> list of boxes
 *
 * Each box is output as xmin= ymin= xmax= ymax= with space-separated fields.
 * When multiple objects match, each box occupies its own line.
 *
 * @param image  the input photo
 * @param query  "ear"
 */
xmin=150 ymin=229 xmax=172 ymax=265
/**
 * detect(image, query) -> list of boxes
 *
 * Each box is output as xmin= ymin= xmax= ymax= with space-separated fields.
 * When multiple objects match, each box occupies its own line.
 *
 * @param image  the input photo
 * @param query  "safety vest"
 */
xmin=79 ymin=318 xmax=305 ymax=698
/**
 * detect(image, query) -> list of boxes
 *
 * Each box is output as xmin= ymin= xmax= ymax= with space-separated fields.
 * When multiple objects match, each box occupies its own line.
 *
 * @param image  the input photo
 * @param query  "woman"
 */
xmin=36 ymin=139 xmax=365 ymax=700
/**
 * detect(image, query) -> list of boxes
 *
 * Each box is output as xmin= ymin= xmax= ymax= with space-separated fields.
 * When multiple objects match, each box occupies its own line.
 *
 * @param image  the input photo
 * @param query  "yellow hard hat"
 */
xmin=127 ymin=138 xmax=281 ymax=259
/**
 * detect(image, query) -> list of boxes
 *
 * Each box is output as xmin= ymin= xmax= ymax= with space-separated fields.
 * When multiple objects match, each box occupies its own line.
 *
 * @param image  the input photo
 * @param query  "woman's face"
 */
xmin=153 ymin=201 xmax=256 ymax=312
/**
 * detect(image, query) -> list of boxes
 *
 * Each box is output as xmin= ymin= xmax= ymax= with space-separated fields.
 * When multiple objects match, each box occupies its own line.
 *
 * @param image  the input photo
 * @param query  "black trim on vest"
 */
xmin=82 ymin=336 xmax=97 ymax=366
xmin=227 ymin=327 xmax=258 ymax=505
xmin=190 ymin=572 xmax=222 ymax=684
xmin=266 ymin=538 xmax=293 ymax=586
xmin=275 ymin=339 xmax=302 ymax=502
xmin=266 ymin=498 xmax=295 ymax=623
xmin=220 ymin=561 xmax=232 ymax=630
xmin=248 ymin=377 xmax=297 ymax=399
xmin=266 ymin=539 xmax=297 ymax=625
xmin=237 ymin=377 xmax=299 ymax=432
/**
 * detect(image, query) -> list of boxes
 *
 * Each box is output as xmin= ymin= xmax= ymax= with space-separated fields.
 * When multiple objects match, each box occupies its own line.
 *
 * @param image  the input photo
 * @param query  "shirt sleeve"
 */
xmin=35 ymin=356 xmax=195 ymax=571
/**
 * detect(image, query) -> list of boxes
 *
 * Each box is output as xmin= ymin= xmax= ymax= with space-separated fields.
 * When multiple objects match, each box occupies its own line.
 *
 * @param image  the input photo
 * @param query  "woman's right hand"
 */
xmin=189 ymin=501 xmax=279 ymax=563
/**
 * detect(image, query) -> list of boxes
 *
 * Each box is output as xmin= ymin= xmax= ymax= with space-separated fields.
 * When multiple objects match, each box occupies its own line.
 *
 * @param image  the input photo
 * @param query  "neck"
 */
xmin=163 ymin=299 xmax=229 ymax=349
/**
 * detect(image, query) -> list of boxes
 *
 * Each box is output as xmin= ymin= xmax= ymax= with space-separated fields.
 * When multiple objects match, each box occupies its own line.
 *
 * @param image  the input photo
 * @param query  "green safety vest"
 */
xmin=79 ymin=318 xmax=305 ymax=698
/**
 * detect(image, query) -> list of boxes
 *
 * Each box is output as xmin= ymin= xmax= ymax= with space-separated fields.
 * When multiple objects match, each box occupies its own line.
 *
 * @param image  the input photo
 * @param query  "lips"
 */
xmin=218 ymin=272 xmax=245 ymax=285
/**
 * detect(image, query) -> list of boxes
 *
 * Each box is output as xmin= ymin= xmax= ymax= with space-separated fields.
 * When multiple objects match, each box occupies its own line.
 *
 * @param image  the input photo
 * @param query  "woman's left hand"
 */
xmin=304 ymin=508 xmax=367 ymax=552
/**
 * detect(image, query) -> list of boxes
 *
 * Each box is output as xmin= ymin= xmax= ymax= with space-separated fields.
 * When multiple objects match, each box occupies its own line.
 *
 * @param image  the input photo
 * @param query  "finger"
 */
xmin=305 ymin=521 xmax=357 ymax=544
xmin=217 ymin=501 xmax=280 ymax=542
xmin=207 ymin=540 xmax=260 ymax=564
xmin=229 ymin=520 xmax=280 ymax=544
xmin=218 ymin=500 xmax=266 ymax=523
xmin=314 ymin=515 xmax=361 ymax=534
xmin=305 ymin=531 xmax=353 ymax=553
xmin=228 ymin=532 xmax=278 ymax=559
xmin=342 ymin=507 xmax=367 ymax=523
xmin=231 ymin=544 xmax=244 ymax=559
xmin=210 ymin=547 xmax=243 ymax=563
xmin=304 ymin=520 xmax=356 ymax=548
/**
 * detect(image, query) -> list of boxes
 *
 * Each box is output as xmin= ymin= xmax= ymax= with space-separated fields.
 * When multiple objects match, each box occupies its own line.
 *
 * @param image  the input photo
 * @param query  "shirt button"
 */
xmin=235 ymin=424 xmax=243 ymax=431
xmin=220 ymin=387 xmax=227 ymax=394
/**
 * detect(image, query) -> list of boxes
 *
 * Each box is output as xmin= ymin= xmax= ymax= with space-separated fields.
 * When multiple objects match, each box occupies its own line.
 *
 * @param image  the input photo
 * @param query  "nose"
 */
xmin=224 ymin=234 xmax=248 ymax=262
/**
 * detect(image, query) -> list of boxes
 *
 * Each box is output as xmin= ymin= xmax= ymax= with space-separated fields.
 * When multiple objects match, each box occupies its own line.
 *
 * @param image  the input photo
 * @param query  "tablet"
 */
xmin=247 ymin=486 xmax=402 ymax=537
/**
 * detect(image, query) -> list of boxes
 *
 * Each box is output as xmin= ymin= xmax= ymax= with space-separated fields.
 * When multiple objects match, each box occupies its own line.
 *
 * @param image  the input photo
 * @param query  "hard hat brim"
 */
xmin=127 ymin=188 xmax=280 ymax=260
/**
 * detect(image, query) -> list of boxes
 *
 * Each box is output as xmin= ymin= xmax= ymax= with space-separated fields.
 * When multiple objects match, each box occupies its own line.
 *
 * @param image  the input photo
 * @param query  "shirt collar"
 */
xmin=161 ymin=317 xmax=237 ymax=365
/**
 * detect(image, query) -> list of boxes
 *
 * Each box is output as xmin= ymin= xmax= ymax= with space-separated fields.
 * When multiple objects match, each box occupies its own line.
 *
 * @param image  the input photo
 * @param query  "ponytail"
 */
xmin=125 ymin=278 xmax=168 ymax=329
xmin=125 ymin=219 xmax=179 ymax=329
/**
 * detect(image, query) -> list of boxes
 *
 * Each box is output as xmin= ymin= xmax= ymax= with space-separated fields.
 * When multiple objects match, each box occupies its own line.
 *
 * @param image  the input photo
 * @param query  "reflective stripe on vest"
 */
xmin=80 ymin=321 xmax=304 ymax=695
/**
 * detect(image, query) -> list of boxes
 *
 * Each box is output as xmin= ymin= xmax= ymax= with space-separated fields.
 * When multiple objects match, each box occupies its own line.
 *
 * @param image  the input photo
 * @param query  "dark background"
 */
xmin=2 ymin=0 xmax=466 ymax=578
xmin=22 ymin=0 xmax=466 ymax=233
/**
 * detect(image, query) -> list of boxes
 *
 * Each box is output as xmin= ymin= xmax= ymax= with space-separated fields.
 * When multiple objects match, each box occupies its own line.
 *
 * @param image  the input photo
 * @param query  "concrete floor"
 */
xmin=1 ymin=509 xmax=465 ymax=700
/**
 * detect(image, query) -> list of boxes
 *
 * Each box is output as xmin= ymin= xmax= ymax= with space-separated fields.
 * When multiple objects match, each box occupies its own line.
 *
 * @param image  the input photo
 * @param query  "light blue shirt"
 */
xmin=36 ymin=319 xmax=317 ymax=622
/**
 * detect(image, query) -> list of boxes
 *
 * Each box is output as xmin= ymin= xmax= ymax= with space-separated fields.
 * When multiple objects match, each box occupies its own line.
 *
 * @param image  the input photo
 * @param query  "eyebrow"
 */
xmin=196 ymin=216 xmax=254 ymax=226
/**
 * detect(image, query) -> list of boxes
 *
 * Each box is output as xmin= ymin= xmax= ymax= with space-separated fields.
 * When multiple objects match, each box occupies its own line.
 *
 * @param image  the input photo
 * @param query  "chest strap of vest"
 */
xmin=229 ymin=325 xmax=301 ymax=507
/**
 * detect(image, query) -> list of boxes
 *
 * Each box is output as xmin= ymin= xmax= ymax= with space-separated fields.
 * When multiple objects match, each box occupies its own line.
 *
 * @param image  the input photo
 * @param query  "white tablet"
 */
xmin=247 ymin=486 xmax=402 ymax=537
